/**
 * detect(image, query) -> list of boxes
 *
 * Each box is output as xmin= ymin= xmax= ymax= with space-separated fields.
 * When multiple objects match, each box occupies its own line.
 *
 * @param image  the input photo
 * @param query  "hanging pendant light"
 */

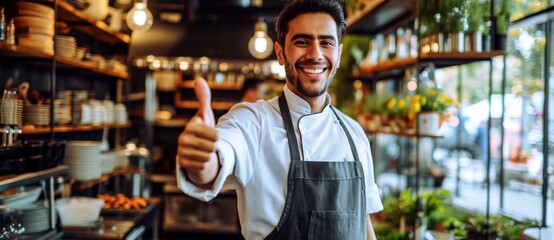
xmin=126 ymin=0 xmax=153 ymax=32
xmin=248 ymin=17 xmax=273 ymax=59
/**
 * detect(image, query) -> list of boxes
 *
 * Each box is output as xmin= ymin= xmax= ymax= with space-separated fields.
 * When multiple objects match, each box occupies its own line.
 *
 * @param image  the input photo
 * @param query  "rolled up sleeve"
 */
xmin=365 ymin=183 xmax=384 ymax=214
xmin=176 ymin=140 xmax=236 ymax=202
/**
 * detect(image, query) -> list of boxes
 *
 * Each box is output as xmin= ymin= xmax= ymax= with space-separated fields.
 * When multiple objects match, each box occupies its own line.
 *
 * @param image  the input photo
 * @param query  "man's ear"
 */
xmin=275 ymin=42 xmax=285 ymax=65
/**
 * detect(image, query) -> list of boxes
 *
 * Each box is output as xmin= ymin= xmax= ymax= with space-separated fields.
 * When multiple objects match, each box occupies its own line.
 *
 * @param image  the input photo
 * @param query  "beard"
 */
xmin=284 ymin=57 xmax=338 ymax=98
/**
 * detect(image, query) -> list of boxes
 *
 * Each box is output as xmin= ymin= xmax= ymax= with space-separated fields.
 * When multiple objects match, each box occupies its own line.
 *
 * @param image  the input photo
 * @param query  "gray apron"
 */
xmin=265 ymin=93 xmax=367 ymax=240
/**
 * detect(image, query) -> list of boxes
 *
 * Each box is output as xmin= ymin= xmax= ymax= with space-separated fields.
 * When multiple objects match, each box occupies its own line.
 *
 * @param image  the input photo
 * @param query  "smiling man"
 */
xmin=176 ymin=0 xmax=383 ymax=239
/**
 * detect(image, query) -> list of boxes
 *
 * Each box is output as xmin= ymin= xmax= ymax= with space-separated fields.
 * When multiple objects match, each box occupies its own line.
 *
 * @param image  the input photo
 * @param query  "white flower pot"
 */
xmin=418 ymin=112 xmax=441 ymax=135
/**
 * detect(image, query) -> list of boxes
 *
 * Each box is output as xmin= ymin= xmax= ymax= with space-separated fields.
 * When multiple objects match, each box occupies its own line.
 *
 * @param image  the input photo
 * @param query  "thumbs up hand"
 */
xmin=177 ymin=77 xmax=219 ymax=186
xmin=194 ymin=76 xmax=215 ymax=127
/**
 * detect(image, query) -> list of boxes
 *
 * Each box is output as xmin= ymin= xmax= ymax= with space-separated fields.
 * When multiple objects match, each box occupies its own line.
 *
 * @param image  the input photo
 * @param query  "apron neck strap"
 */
xmin=329 ymin=106 xmax=360 ymax=162
xmin=279 ymin=93 xmax=301 ymax=161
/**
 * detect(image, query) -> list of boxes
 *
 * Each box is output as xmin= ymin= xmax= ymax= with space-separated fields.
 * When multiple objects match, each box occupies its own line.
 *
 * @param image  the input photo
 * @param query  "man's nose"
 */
xmin=306 ymin=44 xmax=323 ymax=61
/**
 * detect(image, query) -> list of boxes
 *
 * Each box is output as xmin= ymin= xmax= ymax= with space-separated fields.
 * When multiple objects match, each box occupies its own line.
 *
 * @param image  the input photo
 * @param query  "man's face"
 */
xmin=275 ymin=13 xmax=343 ymax=99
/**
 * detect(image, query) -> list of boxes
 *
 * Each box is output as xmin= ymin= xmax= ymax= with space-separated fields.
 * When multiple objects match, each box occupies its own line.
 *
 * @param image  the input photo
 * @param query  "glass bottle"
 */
xmin=0 ymin=8 xmax=5 ymax=41
xmin=6 ymin=18 xmax=14 ymax=45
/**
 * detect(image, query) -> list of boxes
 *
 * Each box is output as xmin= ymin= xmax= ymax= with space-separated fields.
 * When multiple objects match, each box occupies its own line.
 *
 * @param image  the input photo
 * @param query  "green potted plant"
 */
xmin=465 ymin=0 xmax=488 ymax=52
xmin=494 ymin=0 xmax=512 ymax=50
xmin=361 ymin=93 xmax=392 ymax=131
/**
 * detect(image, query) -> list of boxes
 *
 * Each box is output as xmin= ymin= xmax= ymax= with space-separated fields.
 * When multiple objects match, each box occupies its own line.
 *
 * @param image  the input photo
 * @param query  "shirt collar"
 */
xmin=283 ymin=84 xmax=331 ymax=115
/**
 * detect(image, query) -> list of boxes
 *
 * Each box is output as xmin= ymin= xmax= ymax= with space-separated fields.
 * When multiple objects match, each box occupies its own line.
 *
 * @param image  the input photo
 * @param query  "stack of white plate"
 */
xmin=89 ymin=100 xmax=106 ymax=125
xmin=55 ymin=105 xmax=72 ymax=125
xmin=105 ymin=59 xmax=127 ymax=72
xmin=54 ymin=92 xmax=72 ymax=125
xmin=23 ymin=104 xmax=50 ymax=126
xmin=64 ymin=141 xmax=102 ymax=181
xmin=55 ymin=35 xmax=77 ymax=58
xmin=90 ymin=55 xmax=106 ymax=68
xmin=72 ymin=91 xmax=94 ymax=125
xmin=80 ymin=103 xmax=92 ymax=125
xmin=100 ymin=151 xmax=114 ymax=174
xmin=13 ymin=1 xmax=55 ymax=55
xmin=0 ymin=99 xmax=23 ymax=126
xmin=14 ymin=203 xmax=52 ymax=234
xmin=104 ymin=100 xmax=115 ymax=124
xmin=75 ymin=47 xmax=87 ymax=60
xmin=114 ymin=103 xmax=128 ymax=124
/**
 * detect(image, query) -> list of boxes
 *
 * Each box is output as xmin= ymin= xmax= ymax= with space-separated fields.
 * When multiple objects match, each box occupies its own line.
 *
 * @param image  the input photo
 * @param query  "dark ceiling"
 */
xmin=148 ymin=0 xmax=292 ymax=24
xmin=129 ymin=0 xmax=292 ymax=59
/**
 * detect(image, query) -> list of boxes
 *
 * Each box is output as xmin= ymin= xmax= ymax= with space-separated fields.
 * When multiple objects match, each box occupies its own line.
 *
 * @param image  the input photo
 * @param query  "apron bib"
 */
xmin=265 ymin=93 xmax=367 ymax=240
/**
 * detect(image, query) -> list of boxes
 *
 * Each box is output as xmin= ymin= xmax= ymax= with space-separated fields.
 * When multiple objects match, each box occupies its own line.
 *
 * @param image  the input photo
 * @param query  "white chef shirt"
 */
xmin=177 ymin=85 xmax=383 ymax=240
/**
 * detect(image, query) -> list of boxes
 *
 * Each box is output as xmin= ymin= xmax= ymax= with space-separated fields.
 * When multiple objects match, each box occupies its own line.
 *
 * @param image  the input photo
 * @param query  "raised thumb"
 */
xmin=194 ymin=77 xmax=215 ymax=126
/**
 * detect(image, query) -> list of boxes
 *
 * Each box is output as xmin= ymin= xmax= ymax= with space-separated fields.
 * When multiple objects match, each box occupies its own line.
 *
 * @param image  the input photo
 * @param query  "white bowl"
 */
xmin=55 ymin=197 xmax=104 ymax=226
xmin=0 ymin=186 xmax=41 ymax=209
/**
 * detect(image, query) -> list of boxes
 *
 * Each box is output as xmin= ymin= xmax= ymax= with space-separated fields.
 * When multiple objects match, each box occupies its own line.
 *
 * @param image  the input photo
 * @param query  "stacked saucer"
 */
xmin=13 ymin=1 xmax=55 ymax=54
xmin=0 ymin=99 xmax=23 ymax=126
xmin=64 ymin=141 xmax=102 ymax=181
xmin=14 ymin=203 xmax=52 ymax=234
xmin=55 ymin=35 xmax=77 ymax=58
xmin=23 ymin=104 xmax=50 ymax=126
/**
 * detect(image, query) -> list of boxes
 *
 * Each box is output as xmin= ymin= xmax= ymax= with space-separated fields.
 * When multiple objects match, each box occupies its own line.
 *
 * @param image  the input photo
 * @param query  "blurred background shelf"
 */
xmin=0 ymin=165 xmax=68 ymax=191
xmin=57 ymin=1 xmax=130 ymax=45
xmin=0 ymin=42 xmax=53 ymax=59
xmin=55 ymin=55 xmax=129 ymax=79
xmin=21 ymin=122 xmax=132 ymax=135
xmin=174 ymin=100 xmax=237 ymax=111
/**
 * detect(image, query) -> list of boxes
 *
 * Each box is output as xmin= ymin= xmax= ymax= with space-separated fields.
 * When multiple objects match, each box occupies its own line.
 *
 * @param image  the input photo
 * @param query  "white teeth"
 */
xmin=302 ymin=68 xmax=324 ymax=74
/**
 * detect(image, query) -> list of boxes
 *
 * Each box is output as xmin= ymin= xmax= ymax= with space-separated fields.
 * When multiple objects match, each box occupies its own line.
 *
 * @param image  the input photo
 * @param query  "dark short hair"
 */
xmin=275 ymin=0 xmax=346 ymax=46
xmin=241 ymin=78 xmax=265 ymax=97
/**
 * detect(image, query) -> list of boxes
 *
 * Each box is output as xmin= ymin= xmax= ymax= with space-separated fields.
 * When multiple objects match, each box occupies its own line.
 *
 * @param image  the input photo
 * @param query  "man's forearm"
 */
xmin=366 ymin=214 xmax=377 ymax=240
xmin=185 ymin=153 xmax=220 ymax=188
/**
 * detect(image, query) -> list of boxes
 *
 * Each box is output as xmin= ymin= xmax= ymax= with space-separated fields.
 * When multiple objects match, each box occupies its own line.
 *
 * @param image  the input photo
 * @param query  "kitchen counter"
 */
xmin=60 ymin=197 xmax=160 ymax=240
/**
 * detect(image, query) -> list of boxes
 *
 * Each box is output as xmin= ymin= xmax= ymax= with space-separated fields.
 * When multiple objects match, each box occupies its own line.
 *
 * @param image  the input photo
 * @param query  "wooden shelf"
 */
xmin=419 ymin=51 xmax=504 ymax=62
xmin=178 ymin=81 xmax=242 ymax=90
xmin=0 ymin=165 xmax=68 ymax=192
xmin=56 ymin=55 xmax=129 ymax=79
xmin=356 ymin=58 xmax=417 ymax=79
xmin=0 ymin=43 xmax=128 ymax=79
xmin=355 ymin=51 xmax=504 ymax=79
xmin=155 ymin=118 xmax=187 ymax=128
xmin=365 ymin=129 xmax=443 ymax=139
xmin=346 ymin=0 xmax=414 ymax=34
xmin=21 ymin=122 xmax=132 ymax=135
xmin=175 ymin=100 xmax=237 ymax=111
xmin=72 ymin=166 xmax=139 ymax=191
xmin=57 ymin=1 xmax=130 ymax=45
xmin=0 ymin=42 xmax=53 ymax=59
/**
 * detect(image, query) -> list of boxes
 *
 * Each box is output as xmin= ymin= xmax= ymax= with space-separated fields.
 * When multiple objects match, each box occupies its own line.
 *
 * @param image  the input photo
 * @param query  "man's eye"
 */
xmin=322 ymin=41 xmax=334 ymax=46
xmin=295 ymin=40 xmax=309 ymax=46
